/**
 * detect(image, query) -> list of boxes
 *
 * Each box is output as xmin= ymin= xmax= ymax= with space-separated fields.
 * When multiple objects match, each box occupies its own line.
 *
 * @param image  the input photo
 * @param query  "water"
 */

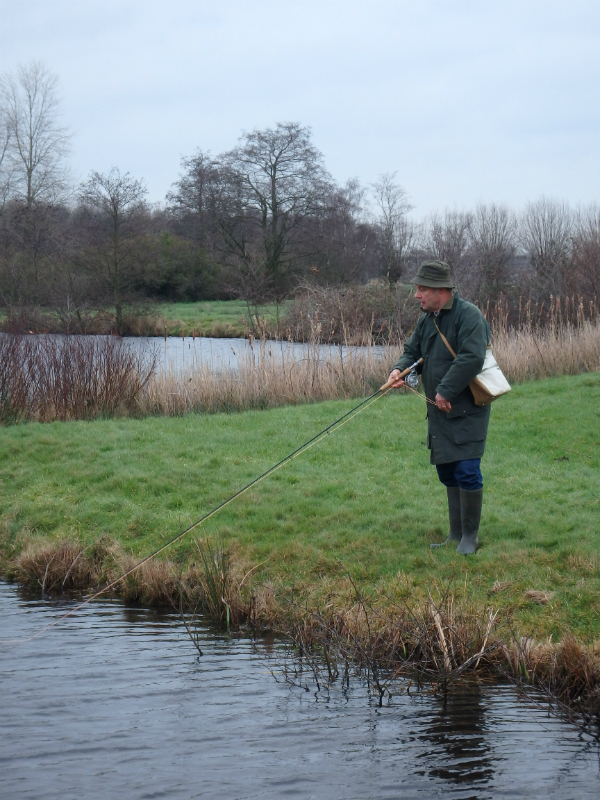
xmin=1 ymin=582 xmax=599 ymax=800
xmin=122 ymin=336 xmax=387 ymax=373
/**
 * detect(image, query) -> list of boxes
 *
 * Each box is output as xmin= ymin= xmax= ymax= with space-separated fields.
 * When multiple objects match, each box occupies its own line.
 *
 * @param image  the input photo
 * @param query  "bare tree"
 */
xmin=169 ymin=128 xmax=384 ymax=298
xmin=306 ymin=178 xmax=378 ymax=284
xmin=425 ymin=210 xmax=473 ymax=282
xmin=220 ymin=122 xmax=332 ymax=300
xmin=468 ymin=203 xmax=517 ymax=300
xmin=571 ymin=204 xmax=600 ymax=297
xmin=0 ymin=61 xmax=72 ymax=207
xmin=166 ymin=150 xmax=221 ymax=247
xmin=520 ymin=198 xmax=572 ymax=297
xmin=0 ymin=101 xmax=11 ymax=212
xmin=371 ymin=172 xmax=414 ymax=284
xmin=78 ymin=168 xmax=148 ymax=334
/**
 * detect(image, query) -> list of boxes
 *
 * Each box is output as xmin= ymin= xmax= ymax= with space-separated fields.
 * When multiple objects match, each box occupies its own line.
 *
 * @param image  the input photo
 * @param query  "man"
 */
xmin=388 ymin=260 xmax=491 ymax=554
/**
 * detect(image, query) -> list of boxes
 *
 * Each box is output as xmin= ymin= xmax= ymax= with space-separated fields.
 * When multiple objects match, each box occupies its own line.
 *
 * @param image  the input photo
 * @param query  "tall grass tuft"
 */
xmin=190 ymin=537 xmax=250 ymax=627
xmin=117 ymin=556 xmax=180 ymax=606
xmin=12 ymin=536 xmax=117 ymax=595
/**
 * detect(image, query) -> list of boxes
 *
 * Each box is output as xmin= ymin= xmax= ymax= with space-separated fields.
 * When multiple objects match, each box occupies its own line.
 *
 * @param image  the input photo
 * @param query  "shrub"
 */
xmin=0 ymin=334 xmax=157 ymax=423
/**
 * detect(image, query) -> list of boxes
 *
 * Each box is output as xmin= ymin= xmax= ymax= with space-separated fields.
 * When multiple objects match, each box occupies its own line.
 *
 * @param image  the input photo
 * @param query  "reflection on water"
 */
xmin=418 ymin=684 xmax=494 ymax=786
xmin=1 ymin=582 xmax=598 ymax=800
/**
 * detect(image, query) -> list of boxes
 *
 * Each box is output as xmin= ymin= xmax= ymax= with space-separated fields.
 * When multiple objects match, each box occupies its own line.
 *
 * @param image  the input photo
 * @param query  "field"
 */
xmin=1 ymin=371 xmax=599 ymax=641
xmin=155 ymin=300 xmax=286 ymax=337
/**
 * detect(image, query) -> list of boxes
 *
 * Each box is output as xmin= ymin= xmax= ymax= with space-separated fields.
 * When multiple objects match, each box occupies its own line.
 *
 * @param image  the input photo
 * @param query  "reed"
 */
xmin=486 ymin=293 xmax=600 ymax=331
xmin=492 ymin=320 xmax=600 ymax=383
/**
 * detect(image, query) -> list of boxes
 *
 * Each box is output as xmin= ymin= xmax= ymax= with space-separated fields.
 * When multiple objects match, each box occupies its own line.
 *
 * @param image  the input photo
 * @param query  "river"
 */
xmin=1 ymin=582 xmax=598 ymax=800
xmin=122 ymin=336 xmax=388 ymax=373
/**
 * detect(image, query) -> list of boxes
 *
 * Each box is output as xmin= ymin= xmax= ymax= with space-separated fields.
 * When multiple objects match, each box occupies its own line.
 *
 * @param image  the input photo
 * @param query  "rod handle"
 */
xmin=380 ymin=358 xmax=424 ymax=391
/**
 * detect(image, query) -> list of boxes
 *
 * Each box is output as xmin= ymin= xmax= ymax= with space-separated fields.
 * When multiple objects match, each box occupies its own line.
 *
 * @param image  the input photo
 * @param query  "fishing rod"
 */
xmin=1 ymin=358 xmax=423 ymax=645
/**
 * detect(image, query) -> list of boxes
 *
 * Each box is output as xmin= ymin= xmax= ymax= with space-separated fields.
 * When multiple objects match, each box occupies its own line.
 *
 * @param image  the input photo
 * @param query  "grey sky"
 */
xmin=1 ymin=0 xmax=598 ymax=216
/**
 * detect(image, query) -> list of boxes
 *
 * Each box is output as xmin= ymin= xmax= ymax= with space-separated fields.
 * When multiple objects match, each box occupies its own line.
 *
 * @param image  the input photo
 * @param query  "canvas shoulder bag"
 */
xmin=433 ymin=319 xmax=511 ymax=407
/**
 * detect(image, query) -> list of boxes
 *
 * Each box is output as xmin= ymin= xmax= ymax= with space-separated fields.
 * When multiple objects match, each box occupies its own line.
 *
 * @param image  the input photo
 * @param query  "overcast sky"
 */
xmin=1 ymin=0 xmax=598 ymax=216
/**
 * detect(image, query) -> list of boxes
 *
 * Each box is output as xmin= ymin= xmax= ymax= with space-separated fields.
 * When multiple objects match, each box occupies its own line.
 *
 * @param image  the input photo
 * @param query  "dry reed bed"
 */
xmin=143 ymin=339 xmax=388 ymax=416
xmin=6 ymin=536 xmax=600 ymax=722
xmin=144 ymin=321 xmax=600 ymax=417
xmin=493 ymin=320 xmax=600 ymax=383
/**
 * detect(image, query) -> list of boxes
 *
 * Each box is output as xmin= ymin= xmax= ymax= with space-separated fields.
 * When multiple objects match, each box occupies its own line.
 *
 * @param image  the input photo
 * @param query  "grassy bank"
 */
xmin=1 ymin=372 xmax=599 ymax=642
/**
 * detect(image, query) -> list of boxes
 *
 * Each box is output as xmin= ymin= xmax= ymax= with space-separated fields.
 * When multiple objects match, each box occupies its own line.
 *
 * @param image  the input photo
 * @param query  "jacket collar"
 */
xmin=442 ymin=291 xmax=457 ymax=310
xmin=433 ymin=291 xmax=457 ymax=317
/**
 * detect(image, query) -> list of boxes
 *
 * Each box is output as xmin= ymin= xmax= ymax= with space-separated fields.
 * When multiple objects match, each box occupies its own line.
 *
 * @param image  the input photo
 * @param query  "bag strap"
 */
xmin=433 ymin=318 xmax=457 ymax=358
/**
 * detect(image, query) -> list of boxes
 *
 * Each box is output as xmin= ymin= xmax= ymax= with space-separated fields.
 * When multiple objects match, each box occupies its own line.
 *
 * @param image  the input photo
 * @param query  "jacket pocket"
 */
xmin=448 ymin=415 xmax=487 ymax=445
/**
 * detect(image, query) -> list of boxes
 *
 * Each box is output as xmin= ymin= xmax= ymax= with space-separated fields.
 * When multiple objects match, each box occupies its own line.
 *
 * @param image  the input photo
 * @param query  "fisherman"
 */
xmin=388 ymin=260 xmax=491 ymax=554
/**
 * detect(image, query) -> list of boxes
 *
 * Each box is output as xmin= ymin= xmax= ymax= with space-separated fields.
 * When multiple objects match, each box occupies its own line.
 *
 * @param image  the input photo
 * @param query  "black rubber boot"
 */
xmin=430 ymin=487 xmax=462 ymax=548
xmin=456 ymin=488 xmax=483 ymax=555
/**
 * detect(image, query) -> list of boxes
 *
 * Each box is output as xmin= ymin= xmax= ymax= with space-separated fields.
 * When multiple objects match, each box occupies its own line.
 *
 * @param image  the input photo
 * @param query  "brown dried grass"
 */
xmin=489 ymin=580 xmax=513 ymax=596
xmin=524 ymin=589 xmax=555 ymax=605
xmin=12 ymin=536 xmax=117 ymax=594
xmin=116 ymin=556 xmax=181 ymax=606
xmin=278 ymin=587 xmax=600 ymax=719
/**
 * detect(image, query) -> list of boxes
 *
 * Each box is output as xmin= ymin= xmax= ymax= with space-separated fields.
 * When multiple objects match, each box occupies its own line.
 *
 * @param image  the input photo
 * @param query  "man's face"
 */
xmin=414 ymin=285 xmax=451 ymax=313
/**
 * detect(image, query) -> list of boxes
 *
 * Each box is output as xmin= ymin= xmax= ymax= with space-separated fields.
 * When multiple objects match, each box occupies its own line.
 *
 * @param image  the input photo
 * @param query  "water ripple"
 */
xmin=1 ymin=582 xmax=599 ymax=800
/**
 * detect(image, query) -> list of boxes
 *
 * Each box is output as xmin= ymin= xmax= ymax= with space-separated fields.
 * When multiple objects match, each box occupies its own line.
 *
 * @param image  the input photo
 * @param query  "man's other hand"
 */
xmin=435 ymin=393 xmax=452 ymax=412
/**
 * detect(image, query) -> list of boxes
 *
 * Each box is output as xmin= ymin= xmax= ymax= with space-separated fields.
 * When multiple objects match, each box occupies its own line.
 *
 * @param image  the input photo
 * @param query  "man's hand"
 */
xmin=435 ymin=393 xmax=452 ymax=412
xmin=388 ymin=369 xmax=405 ymax=389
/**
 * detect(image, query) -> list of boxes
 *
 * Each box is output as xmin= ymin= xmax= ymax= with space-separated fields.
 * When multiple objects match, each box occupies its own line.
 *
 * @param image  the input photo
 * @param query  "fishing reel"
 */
xmin=405 ymin=369 xmax=419 ymax=389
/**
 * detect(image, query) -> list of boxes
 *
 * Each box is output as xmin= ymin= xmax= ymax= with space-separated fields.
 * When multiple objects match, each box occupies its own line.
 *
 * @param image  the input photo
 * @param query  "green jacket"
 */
xmin=392 ymin=293 xmax=491 ymax=465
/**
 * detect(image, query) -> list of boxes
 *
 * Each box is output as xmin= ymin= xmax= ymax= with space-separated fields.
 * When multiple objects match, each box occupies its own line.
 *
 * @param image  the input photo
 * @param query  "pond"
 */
xmin=1 ymin=582 xmax=598 ymax=800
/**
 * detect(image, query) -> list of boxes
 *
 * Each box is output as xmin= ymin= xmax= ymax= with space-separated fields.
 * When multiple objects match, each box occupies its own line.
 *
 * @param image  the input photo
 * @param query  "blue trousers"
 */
xmin=436 ymin=459 xmax=483 ymax=491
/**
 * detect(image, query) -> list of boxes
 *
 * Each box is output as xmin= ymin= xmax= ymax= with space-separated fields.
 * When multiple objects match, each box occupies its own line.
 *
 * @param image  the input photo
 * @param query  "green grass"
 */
xmin=155 ymin=300 xmax=287 ymax=336
xmin=1 ymin=372 xmax=599 ymax=640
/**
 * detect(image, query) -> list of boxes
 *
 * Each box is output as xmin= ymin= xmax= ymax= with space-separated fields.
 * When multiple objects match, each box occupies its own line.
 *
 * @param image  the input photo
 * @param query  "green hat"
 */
xmin=409 ymin=260 xmax=455 ymax=289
